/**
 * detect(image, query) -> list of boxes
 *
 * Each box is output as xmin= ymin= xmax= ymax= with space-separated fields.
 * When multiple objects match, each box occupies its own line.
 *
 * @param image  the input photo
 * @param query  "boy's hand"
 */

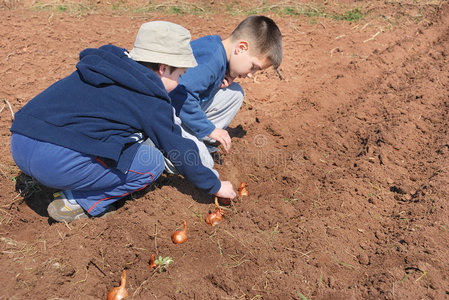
xmin=209 ymin=128 xmax=231 ymax=152
xmin=220 ymin=74 xmax=234 ymax=89
xmin=215 ymin=181 xmax=236 ymax=199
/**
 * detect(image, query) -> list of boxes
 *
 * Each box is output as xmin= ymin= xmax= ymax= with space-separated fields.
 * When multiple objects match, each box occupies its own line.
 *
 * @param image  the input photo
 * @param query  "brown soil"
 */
xmin=1 ymin=1 xmax=449 ymax=299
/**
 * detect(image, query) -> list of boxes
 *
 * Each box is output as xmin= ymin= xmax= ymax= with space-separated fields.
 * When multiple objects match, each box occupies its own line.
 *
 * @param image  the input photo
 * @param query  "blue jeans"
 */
xmin=10 ymin=133 xmax=165 ymax=216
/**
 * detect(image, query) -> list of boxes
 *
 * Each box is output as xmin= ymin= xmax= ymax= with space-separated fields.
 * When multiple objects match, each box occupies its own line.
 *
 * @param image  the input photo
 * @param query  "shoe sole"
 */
xmin=47 ymin=204 xmax=89 ymax=223
xmin=47 ymin=202 xmax=116 ymax=223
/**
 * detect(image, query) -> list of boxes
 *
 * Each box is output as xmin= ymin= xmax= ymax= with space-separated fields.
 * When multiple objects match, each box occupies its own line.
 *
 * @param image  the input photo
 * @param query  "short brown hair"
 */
xmin=229 ymin=16 xmax=282 ymax=69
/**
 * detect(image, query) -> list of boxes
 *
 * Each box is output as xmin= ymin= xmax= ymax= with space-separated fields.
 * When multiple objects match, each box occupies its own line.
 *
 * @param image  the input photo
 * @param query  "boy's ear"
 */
xmin=235 ymin=41 xmax=249 ymax=53
xmin=158 ymin=64 xmax=166 ymax=76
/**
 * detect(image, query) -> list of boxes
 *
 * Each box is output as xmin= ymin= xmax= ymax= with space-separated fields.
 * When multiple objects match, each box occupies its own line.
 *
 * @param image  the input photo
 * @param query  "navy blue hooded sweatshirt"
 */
xmin=10 ymin=45 xmax=221 ymax=194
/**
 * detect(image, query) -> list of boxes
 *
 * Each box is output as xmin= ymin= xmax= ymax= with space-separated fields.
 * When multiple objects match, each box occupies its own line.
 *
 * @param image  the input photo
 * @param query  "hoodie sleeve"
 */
xmin=143 ymin=103 xmax=221 ymax=194
xmin=170 ymin=63 xmax=219 ymax=139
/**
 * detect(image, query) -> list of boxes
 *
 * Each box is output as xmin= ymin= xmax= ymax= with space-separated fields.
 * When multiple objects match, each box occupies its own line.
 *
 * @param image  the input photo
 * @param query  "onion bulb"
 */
xmin=172 ymin=220 xmax=188 ymax=244
xmin=206 ymin=207 xmax=224 ymax=226
xmin=206 ymin=197 xmax=225 ymax=226
xmin=238 ymin=182 xmax=249 ymax=197
xmin=149 ymin=254 xmax=156 ymax=269
xmin=107 ymin=270 xmax=129 ymax=300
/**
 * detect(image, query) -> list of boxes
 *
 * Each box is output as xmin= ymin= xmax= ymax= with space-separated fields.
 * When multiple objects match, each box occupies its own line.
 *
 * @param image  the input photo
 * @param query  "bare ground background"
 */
xmin=0 ymin=1 xmax=448 ymax=299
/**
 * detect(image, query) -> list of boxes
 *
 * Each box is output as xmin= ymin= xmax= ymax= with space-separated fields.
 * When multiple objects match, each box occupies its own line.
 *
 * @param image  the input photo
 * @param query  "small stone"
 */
xmin=357 ymin=253 xmax=370 ymax=265
xmin=328 ymin=276 xmax=335 ymax=288
xmin=375 ymin=231 xmax=385 ymax=240
xmin=410 ymin=175 xmax=418 ymax=182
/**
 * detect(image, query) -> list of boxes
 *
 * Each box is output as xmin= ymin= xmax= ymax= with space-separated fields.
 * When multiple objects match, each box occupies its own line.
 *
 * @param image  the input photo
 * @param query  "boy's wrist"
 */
xmin=209 ymin=180 xmax=221 ymax=195
xmin=195 ymin=123 xmax=216 ymax=139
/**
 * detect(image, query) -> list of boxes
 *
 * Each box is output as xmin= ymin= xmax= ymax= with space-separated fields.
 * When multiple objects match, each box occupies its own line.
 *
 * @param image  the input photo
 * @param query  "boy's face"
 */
xmin=225 ymin=41 xmax=270 ymax=87
xmin=160 ymin=66 xmax=187 ymax=93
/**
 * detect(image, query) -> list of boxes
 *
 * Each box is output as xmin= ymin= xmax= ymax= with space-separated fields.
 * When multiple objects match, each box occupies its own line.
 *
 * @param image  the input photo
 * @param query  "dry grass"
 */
xmin=0 ymin=237 xmax=39 ymax=259
xmin=0 ymin=99 xmax=14 ymax=120
xmin=0 ymin=0 xmax=21 ymax=9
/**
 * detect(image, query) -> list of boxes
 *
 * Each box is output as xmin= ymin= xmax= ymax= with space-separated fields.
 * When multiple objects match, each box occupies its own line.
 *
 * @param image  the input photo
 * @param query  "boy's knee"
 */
xmin=229 ymin=82 xmax=244 ymax=94
xmin=228 ymin=82 xmax=244 ymax=100
xmin=151 ymin=149 xmax=165 ymax=179
xmin=220 ymin=82 xmax=244 ymax=108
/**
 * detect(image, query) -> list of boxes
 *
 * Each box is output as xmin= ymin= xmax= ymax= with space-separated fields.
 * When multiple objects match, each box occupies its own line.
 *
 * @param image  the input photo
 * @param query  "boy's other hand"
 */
xmin=220 ymin=74 xmax=234 ymax=89
xmin=209 ymin=128 xmax=231 ymax=152
xmin=215 ymin=181 xmax=236 ymax=199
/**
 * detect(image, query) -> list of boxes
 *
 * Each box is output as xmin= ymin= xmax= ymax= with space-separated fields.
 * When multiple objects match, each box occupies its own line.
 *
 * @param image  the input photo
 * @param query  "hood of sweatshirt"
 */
xmin=76 ymin=44 xmax=170 ymax=102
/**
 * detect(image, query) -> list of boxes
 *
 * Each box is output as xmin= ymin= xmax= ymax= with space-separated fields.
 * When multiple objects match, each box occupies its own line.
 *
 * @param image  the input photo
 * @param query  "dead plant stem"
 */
xmin=0 ymin=99 xmax=14 ymax=120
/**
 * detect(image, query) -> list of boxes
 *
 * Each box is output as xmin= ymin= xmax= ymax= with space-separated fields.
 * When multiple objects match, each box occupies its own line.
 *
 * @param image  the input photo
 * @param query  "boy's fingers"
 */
xmin=222 ymin=137 xmax=231 ymax=152
xmin=219 ymin=138 xmax=229 ymax=153
xmin=225 ymin=140 xmax=231 ymax=152
xmin=216 ymin=131 xmax=231 ymax=152
xmin=210 ymin=129 xmax=231 ymax=153
xmin=224 ymin=133 xmax=231 ymax=151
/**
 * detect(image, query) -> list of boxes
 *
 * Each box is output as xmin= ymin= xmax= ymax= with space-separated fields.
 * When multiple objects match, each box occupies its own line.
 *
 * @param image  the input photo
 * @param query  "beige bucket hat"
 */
xmin=129 ymin=21 xmax=197 ymax=68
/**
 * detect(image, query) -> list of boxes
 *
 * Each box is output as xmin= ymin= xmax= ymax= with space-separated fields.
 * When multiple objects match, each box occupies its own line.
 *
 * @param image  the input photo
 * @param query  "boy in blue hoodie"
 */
xmin=170 ymin=16 xmax=282 ymax=154
xmin=10 ymin=21 xmax=237 ymax=223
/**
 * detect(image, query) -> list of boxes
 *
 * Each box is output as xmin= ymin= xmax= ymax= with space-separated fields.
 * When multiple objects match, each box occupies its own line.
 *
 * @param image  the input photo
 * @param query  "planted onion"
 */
xmin=149 ymin=254 xmax=156 ymax=269
xmin=238 ymin=182 xmax=249 ymax=197
xmin=206 ymin=207 xmax=224 ymax=226
xmin=206 ymin=197 xmax=225 ymax=226
xmin=107 ymin=270 xmax=129 ymax=300
xmin=172 ymin=220 xmax=188 ymax=244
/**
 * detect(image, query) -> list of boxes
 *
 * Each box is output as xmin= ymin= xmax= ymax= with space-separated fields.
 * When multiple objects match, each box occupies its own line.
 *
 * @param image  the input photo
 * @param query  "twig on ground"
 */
xmin=330 ymin=47 xmax=340 ymax=57
xmin=100 ymin=248 xmax=105 ymax=270
xmin=0 ymin=208 xmax=12 ymax=217
xmin=133 ymin=279 xmax=149 ymax=297
xmin=89 ymin=260 xmax=107 ymax=276
xmin=41 ymin=239 xmax=46 ymax=252
xmin=289 ymin=21 xmax=300 ymax=32
xmin=0 ymin=163 xmax=9 ymax=179
xmin=248 ymin=173 xmax=261 ymax=182
xmin=415 ymin=270 xmax=427 ymax=281
xmin=73 ymin=266 xmax=88 ymax=285
xmin=223 ymin=229 xmax=248 ymax=247
xmin=361 ymin=22 xmax=371 ymax=31
xmin=217 ymin=239 xmax=223 ymax=256
xmin=285 ymin=248 xmax=312 ymax=257
xmin=3 ymin=193 xmax=24 ymax=210
xmin=363 ymin=31 xmax=380 ymax=43
xmin=0 ymin=99 xmax=14 ymax=120
xmin=6 ymin=51 xmax=18 ymax=60
xmin=56 ymin=229 xmax=65 ymax=240
xmin=63 ymin=220 xmax=72 ymax=230
xmin=225 ymin=253 xmax=249 ymax=268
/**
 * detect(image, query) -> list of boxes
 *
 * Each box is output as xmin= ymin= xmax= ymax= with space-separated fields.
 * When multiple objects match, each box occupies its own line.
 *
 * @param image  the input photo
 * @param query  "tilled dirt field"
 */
xmin=0 ymin=1 xmax=448 ymax=299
